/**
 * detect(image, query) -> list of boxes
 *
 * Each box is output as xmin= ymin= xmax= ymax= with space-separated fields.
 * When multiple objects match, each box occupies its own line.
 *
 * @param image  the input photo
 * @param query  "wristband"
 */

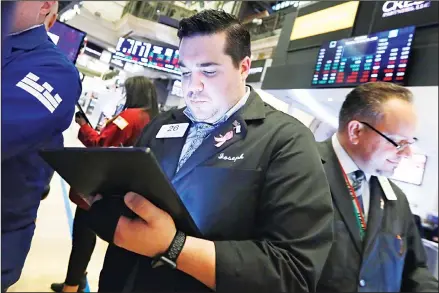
xmin=151 ymin=230 xmax=186 ymax=269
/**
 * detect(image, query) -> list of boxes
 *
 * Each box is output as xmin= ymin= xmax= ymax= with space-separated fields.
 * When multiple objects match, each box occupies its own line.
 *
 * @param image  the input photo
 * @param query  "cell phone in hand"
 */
xmin=75 ymin=102 xmax=92 ymax=127
xmin=75 ymin=111 xmax=85 ymax=119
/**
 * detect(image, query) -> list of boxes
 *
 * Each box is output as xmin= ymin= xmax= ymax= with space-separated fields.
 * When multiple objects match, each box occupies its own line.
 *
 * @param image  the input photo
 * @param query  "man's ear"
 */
xmin=40 ymin=1 xmax=57 ymax=15
xmin=240 ymin=56 xmax=251 ymax=82
xmin=347 ymin=120 xmax=364 ymax=145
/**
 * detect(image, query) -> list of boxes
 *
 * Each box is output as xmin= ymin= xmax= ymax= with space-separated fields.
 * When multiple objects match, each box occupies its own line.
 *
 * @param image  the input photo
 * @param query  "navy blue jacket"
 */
xmin=317 ymin=139 xmax=438 ymax=292
xmin=1 ymin=25 xmax=82 ymax=290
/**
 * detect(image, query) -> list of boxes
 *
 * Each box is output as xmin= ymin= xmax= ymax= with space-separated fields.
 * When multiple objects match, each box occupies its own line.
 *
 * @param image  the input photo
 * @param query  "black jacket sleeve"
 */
xmin=400 ymin=194 xmax=438 ymax=292
xmin=214 ymin=124 xmax=334 ymax=292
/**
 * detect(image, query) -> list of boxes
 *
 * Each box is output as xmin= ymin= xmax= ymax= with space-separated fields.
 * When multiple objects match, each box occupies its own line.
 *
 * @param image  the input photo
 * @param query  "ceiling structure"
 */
xmin=81 ymin=1 xmax=128 ymax=22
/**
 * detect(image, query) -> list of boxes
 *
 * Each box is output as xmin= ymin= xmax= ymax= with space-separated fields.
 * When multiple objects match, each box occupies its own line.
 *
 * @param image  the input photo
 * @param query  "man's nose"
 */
xmin=398 ymin=144 xmax=413 ymax=158
xmin=188 ymin=73 xmax=204 ymax=94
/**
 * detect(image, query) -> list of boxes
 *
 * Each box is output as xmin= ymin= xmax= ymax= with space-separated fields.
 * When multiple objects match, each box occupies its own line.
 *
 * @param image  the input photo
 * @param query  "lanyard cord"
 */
xmin=337 ymin=160 xmax=367 ymax=239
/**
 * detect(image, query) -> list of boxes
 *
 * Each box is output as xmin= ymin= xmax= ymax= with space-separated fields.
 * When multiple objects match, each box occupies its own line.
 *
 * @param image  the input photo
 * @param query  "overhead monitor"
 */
xmin=290 ymin=1 xmax=359 ymax=41
xmin=311 ymin=25 xmax=416 ymax=88
xmin=47 ymin=20 xmax=86 ymax=64
xmin=113 ymin=37 xmax=180 ymax=75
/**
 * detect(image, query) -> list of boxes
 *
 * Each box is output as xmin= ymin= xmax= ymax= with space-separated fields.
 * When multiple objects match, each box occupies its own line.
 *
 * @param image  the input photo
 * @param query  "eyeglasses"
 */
xmin=359 ymin=121 xmax=418 ymax=150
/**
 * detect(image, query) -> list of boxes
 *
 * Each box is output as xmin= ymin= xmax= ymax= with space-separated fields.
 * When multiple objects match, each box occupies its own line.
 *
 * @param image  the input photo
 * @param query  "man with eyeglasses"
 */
xmin=316 ymin=82 xmax=438 ymax=292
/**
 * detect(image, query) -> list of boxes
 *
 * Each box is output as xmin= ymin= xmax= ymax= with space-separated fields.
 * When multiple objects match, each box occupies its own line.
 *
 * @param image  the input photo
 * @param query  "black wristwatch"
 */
xmin=151 ymin=230 xmax=186 ymax=269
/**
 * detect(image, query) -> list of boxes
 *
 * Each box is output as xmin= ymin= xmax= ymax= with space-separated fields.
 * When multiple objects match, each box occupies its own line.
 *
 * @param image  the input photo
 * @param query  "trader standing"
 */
xmin=317 ymin=82 xmax=438 ymax=292
xmin=1 ymin=1 xmax=82 ymax=291
xmin=87 ymin=10 xmax=334 ymax=292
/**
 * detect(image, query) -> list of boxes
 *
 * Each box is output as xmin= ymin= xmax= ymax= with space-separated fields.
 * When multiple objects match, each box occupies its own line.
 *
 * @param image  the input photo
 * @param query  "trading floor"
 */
xmin=8 ymin=121 xmax=108 ymax=292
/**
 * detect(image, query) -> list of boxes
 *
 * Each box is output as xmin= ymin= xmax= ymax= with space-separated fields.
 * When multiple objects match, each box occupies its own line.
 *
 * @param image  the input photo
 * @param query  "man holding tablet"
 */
xmin=87 ymin=10 xmax=334 ymax=292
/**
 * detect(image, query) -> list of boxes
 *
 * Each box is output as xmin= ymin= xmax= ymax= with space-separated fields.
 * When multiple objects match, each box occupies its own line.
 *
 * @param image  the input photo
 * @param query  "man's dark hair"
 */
xmin=338 ymin=82 xmax=413 ymax=131
xmin=177 ymin=9 xmax=251 ymax=68
xmin=124 ymin=76 xmax=159 ymax=119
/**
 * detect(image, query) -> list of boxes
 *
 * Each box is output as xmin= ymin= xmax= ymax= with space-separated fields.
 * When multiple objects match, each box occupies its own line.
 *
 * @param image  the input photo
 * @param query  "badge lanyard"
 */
xmin=337 ymin=160 xmax=367 ymax=240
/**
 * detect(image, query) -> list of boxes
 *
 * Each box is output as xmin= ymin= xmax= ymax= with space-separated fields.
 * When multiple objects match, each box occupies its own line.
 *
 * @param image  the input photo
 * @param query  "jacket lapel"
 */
xmin=318 ymin=139 xmax=363 ymax=254
xmin=362 ymin=176 xmax=384 ymax=254
xmin=172 ymin=89 xmax=265 ymax=183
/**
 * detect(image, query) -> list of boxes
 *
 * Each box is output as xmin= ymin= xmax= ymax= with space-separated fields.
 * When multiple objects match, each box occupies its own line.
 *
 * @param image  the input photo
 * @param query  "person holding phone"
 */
xmin=75 ymin=76 xmax=158 ymax=147
xmin=50 ymin=75 xmax=158 ymax=293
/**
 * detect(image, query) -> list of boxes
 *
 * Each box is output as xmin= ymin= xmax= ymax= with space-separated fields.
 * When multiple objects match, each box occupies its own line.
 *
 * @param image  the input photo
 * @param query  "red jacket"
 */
xmin=78 ymin=108 xmax=151 ymax=147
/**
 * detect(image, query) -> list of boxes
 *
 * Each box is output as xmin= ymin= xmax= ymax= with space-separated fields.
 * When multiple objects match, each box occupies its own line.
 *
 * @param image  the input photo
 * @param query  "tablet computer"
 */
xmin=39 ymin=147 xmax=202 ymax=237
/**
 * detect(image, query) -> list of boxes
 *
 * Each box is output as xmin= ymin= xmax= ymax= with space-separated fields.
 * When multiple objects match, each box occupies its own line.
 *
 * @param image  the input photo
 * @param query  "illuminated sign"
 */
xmin=272 ymin=1 xmax=299 ymax=11
xmin=290 ymin=1 xmax=359 ymax=41
xmin=381 ymin=1 xmax=431 ymax=18
xmin=311 ymin=26 xmax=415 ymax=87
xmin=113 ymin=37 xmax=180 ymax=75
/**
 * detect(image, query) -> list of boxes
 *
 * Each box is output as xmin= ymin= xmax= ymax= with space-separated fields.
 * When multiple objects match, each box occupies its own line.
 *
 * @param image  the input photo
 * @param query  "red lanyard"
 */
xmin=338 ymin=160 xmax=367 ymax=239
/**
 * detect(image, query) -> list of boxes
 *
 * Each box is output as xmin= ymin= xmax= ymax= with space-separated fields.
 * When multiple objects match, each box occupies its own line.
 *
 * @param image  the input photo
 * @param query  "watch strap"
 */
xmin=151 ymin=230 xmax=186 ymax=269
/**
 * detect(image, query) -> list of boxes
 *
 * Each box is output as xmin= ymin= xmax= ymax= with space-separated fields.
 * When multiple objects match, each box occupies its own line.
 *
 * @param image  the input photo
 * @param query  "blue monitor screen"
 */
xmin=311 ymin=26 xmax=416 ymax=88
xmin=113 ymin=37 xmax=180 ymax=75
xmin=47 ymin=21 xmax=86 ymax=64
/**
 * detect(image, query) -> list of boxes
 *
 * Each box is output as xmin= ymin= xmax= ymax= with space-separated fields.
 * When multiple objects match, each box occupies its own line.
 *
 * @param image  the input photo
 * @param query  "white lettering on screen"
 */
xmin=382 ymin=1 xmax=431 ymax=18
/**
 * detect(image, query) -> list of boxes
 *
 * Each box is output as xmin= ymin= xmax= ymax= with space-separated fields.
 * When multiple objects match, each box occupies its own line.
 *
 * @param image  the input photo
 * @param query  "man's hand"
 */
xmin=113 ymin=192 xmax=177 ymax=258
xmin=89 ymin=192 xmax=216 ymax=289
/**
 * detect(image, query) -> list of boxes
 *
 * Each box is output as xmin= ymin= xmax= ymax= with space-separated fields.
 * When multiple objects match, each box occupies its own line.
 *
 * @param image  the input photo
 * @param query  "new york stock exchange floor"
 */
xmin=8 ymin=119 xmax=108 ymax=292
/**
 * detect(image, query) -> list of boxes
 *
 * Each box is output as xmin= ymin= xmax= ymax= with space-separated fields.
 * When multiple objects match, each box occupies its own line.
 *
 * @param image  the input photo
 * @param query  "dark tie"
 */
xmin=349 ymin=170 xmax=366 ymax=214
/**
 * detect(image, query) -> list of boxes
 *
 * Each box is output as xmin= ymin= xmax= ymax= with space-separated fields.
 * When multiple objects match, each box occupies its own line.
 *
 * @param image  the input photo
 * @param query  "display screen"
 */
xmin=47 ymin=21 xmax=86 ymax=64
xmin=311 ymin=26 xmax=415 ymax=88
xmin=390 ymin=153 xmax=427 ymax=186
xmin=290 ymin=1 xmax=359 ymax=41
xmin=113 ymin=37 xmax=180 ymax=75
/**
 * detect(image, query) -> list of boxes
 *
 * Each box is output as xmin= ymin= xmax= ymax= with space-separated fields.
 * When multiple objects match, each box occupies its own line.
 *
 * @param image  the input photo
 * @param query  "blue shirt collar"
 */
xmin=4 ymin=25 xmax=50 ymax=51
xmin=183 ymin=86 xmax=251 ymax=126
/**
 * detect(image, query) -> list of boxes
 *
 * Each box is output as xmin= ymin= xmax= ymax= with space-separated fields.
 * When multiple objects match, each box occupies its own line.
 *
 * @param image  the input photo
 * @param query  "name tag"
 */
xmin=378 ymin=176 xmax=397 ymax=201
xmin=113 ymin=116 xmax=129 ymax=130
xmin=156 ymin=123 xmax=189 ymax=138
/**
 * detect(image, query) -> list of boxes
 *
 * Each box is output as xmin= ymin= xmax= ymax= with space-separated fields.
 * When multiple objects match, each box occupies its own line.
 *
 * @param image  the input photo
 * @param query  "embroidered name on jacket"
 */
xmin=218 ymin=153 xmax=244 ymax=162
xmin=16 ymin=72 xmax=62 ymax=113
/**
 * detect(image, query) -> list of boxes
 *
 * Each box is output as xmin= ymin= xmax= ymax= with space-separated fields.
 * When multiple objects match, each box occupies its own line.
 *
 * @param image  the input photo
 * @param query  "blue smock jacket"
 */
xmin=1 ymin=25 xmax=82 ymax=290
